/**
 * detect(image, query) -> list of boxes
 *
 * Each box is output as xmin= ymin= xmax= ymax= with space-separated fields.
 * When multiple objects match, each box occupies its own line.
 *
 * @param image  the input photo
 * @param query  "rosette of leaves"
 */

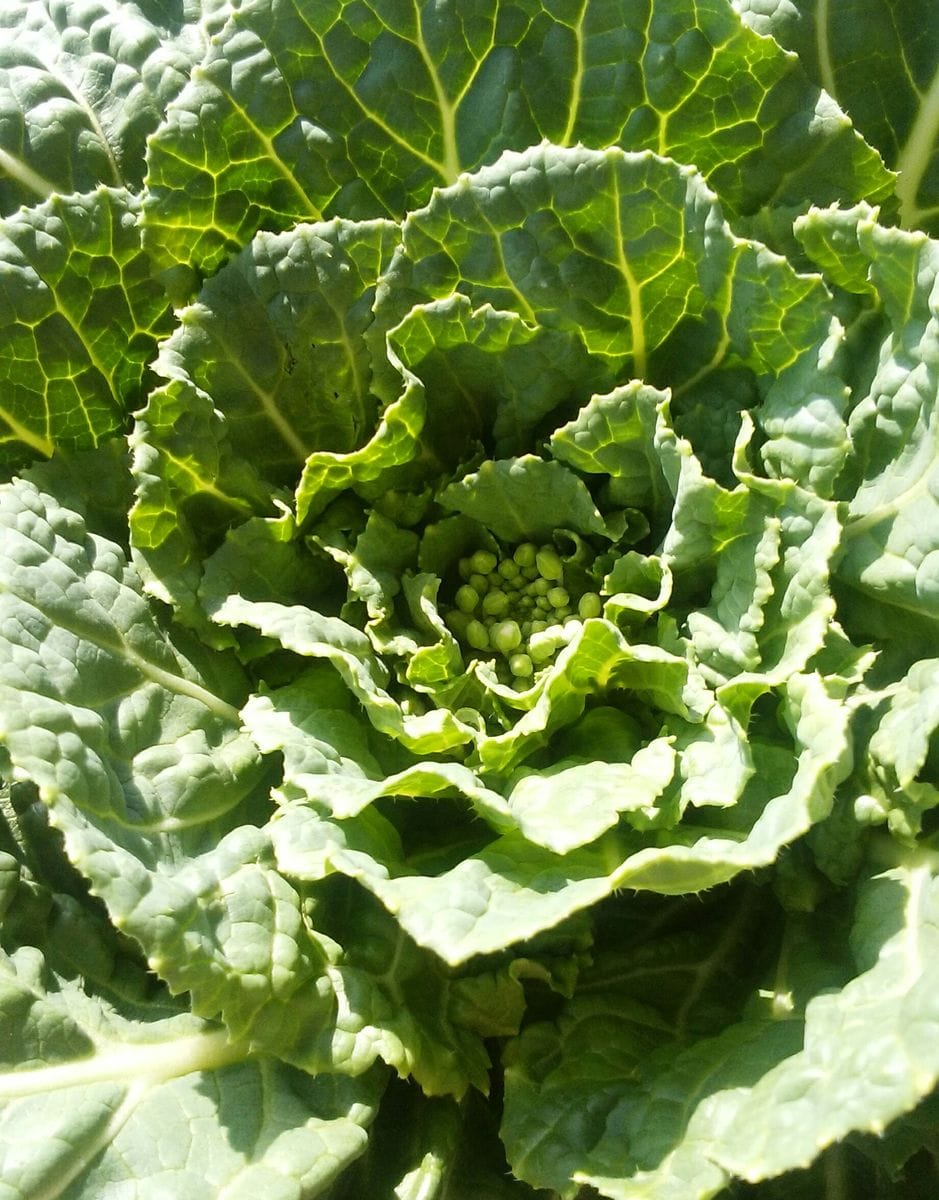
xmin=1 ymin=2 xmax=939 ymax=1197
xmin=120 ymin=146 xmax=859 ymax=1016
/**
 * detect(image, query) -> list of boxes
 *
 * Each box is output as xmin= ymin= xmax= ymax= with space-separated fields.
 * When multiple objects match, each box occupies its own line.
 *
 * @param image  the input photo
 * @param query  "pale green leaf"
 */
xmin=549 ymin=381 xmax=671 ymax=514
xmin=505 ymin=739 xmax=677 ymax=854
xmin=131 ymin=216 xmax=399 ymax=621
xmin=796 ymin=212 xmax=939 ymax=624
xmin=0 ymin=479 xmax=338 ymax=1059
xmin=0 ymin=945 xmax=378 ymax=1200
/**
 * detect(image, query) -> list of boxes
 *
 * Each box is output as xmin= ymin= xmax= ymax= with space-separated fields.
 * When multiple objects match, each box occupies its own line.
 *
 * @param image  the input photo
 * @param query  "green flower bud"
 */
xmin=455 ymin=584 xmax=479 ymax=613
xmin=513 ymin=542 xmax=537 ymax=568
xmin=466 ymin=619 xmax=490 ymax=649
xmin=529 ymin=629 xmax=559 ymax=662
xmin=529 ymin=577 xmax=551 ymax=596
xmin=469 ymin=573 xmax=489 ymax=594
xmin=470 ymin=549 xmax=498 ymax=575
xmin=509 ymin=652 xmax=533 ymax=677
xmin=481 ymin=589 xmax=509 ymax=617
xmin=491 ymin=619 xmax=522 ymax=654
xmin=547 ymin=586 xmax=569 ymax=609
xmin=445 ymin=610 xmax=470 ymax=638
xmin=578 ymin=592 xmax=603 ymax=619
xmin=536 ymin=547 xmax=564 ymax=580
xmin=498 ymin=558 xmax=520 ymax=580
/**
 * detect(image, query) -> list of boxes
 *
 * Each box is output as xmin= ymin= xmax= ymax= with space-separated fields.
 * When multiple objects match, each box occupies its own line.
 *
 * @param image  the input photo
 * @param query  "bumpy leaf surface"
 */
xmin=142 ymin=0 xmax=892 ymax=272
xmin=0 ymin=188 xmax=173 ymax=466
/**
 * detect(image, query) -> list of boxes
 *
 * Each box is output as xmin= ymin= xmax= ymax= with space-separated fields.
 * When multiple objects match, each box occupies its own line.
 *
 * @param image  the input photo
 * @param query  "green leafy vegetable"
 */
xmin=1 ymin=1 xmax=939 ymax=1196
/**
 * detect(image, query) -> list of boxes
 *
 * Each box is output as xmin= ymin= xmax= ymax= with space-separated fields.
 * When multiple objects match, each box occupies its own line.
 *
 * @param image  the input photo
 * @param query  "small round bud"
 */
xmin=578 ymin=592 xmax=603 ymax=619
xmin=445 ymin=610 xmax=470 ymax=638
xmin=529 ymin=630 xmax=558 ymax=662
xmin=509 ymin=652 xmax=534 ymax=677
xmin=513 ymin=542 xmax=538 ymax=568
xmin=529 ymin=577 xmax=550 ymax=596
xmin=491 ymin=619 xmax=522 ymax=654
xmin=469 ymin=573 xmax=489 ymax=594
xmin=455 ymin=584 xmax=479 ymax=613
xmin=470 ymin=549 xmax=498 ymax=575
xmin=481 ymin=589 xmax=509 ymax=617
xmin=547 ymin=586 xmax=569 ymax=609
xmin=536 ymin=547 xmax=564 ymax=580
xmin=465 ymin=619 xmax=490 ymax=650
xmin=498 ymin=558 xmax=520 ymax=580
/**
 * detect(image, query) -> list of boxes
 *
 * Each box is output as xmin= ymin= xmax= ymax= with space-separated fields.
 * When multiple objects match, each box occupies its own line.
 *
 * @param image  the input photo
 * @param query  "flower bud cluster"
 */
xmin=444 ymin=542 xmax=602 ymax=685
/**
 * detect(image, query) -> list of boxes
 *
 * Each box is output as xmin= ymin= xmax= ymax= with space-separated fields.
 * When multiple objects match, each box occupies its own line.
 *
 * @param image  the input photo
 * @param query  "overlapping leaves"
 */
xmin=1 ymin=1 xmax=938 ymax=1197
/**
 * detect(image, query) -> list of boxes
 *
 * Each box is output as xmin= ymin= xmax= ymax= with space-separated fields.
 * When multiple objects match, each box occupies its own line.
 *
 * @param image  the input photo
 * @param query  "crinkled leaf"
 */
xmin=142 ymin=0 xmax=892 ymax=273
xmin=549 ymin=382 xmax=671 ymax=514
xmin=272 ymin=672 xmax=851 ymax=965
xmin=735 ymin=0 xmax=937 ymax=235
xmin=796 ymin=211 xmax=939 ymax=623
xmin=240 ymin=670 xmax=512 ymax=830
xmin=380 ymin=144 xmax=831 ymax=383
xmin=504 ymin=865 xmax=939 ymax=1199
xmin=131 ymin=216 xmax=399 ymax=621
xmin=0 ymin=0 xmax=229 ymax=214
xmin=298 ymin=883 xmax=499 ymax=1097
xmin=297 ymin=291 xmax=614 ymax=523
xmin=0 ymin=479 xmax=332 ymax=1060
xmin=505 ymin=740 xmax=677 ymax=854
xmin=0 ymin=187 xmax=173 ymax=467
xmin=438 ymin=456 xmax=613 ymax=543
xmin=686 ymin=461 xmax=843 ymax=684
xmin=0 ymin=945 xmax=379 ymax=1200
xmin=860 ymin=659 xmax=939 ymax=838
xmin=210 ymin=594 xmax=474 ymax=756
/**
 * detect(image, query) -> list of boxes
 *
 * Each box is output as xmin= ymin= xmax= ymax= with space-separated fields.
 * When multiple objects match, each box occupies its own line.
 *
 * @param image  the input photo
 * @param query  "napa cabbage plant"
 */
xmin=1 ymin=1 xmax=939 ymax=1197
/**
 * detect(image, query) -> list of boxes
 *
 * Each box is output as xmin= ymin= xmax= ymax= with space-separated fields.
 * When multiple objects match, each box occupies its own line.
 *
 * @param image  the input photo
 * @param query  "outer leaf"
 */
xmin=0 ymin=187 xmax=173 ymax=467
xmin=701 ymin=866 xmax=939 ymax=1185
xmin=300 ymin=883 xmax=505 ymax=1098
xmin=735 ymin=0 xmax=938 ymax=234
xmin=0 ymin=479 xmax=333 ymax=1059
xmin=130 ymin=216 xmax=399 ymax=621
xmin=504 ymin=866 xmax=939 ymax=1200
xmin=379 ymin=144 xmax=831 ymax=384
xmin=795 ymin=210 xmax=939 ymax=623
xmin=0 ymin=0 xmax=229 ymax=214
xmin=142 ymin=0 xmax=892 ymax=273
xmin=0 ymin=945 xmax=379 ymax=1200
